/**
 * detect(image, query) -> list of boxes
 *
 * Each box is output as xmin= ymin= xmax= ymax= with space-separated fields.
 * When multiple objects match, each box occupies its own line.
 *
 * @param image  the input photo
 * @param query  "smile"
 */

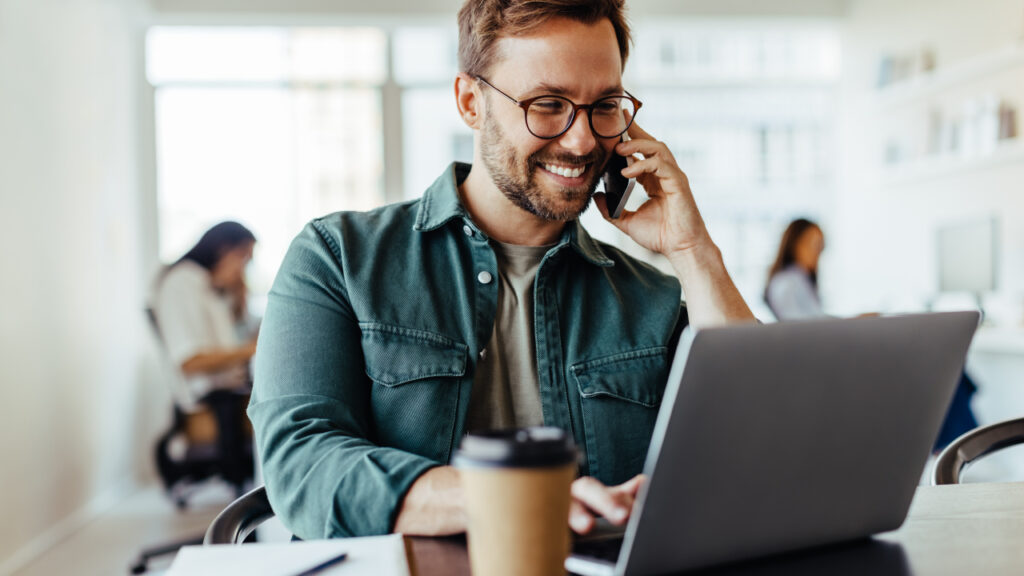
xmin=541 ymin=163 xmax=588 ymax=179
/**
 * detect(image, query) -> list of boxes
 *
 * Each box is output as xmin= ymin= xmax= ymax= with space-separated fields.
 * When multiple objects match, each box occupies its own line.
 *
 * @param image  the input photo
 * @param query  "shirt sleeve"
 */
xmin=156 ymin=265 xmax=216 ymax=368
xmin=248 ymin=220 xmax=439 ymax=539
xmin=671 ymin=300 xmax=690 ymax=349
xmin=766 ymin=271 xmax=826 ymax=321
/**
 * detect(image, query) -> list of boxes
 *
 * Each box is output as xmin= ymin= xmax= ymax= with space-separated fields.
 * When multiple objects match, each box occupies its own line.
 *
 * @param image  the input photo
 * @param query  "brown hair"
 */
xmin=457 ymin=0 xmax=632 ymax=77
xmin=765 ymin=218 xmax=821 ymax=302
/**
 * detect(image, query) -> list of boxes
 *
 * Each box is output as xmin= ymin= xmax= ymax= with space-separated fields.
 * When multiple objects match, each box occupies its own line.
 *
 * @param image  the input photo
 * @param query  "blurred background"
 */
xmin=2 ymin=0 xmax=1024 ymax=573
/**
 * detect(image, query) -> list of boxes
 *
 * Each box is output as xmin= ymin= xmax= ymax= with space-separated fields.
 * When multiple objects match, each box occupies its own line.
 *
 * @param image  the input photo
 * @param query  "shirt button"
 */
xmin=477 ymin=271 xmax=493 ymax=285
xmin=463 ymin=224 xmax=473 ymax=237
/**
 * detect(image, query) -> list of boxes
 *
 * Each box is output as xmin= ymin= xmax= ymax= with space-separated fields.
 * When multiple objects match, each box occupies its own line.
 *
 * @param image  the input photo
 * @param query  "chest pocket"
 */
xmin=361 ymin=323 xmax=468 ymax=463
xmin=571 ymin=347 xmax=669 ymax=486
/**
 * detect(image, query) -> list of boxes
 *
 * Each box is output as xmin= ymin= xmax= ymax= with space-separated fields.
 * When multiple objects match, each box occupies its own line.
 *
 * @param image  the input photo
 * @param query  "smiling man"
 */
xmin=249 ymin=0 xmax=755 ymax=540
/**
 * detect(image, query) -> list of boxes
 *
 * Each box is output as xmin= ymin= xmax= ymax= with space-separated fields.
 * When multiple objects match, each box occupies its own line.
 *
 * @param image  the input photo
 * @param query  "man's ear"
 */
xmin=455 ymin=73 xmax=483 ymax=130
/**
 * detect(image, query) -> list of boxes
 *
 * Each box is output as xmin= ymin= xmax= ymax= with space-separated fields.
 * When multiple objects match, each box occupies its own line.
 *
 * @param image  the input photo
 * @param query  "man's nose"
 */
xmin=556 ymin=110 xmax=598 ymax=154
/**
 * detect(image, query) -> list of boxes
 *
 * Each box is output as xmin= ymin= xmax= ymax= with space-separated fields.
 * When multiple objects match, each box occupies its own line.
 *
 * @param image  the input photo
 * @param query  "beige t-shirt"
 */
xmin=464 ymin=240 xmax=550 ymax=432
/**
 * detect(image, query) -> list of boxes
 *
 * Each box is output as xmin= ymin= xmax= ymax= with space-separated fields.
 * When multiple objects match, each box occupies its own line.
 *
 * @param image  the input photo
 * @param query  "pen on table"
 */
xmin=291 ymin=551 xmax=348 ymax=576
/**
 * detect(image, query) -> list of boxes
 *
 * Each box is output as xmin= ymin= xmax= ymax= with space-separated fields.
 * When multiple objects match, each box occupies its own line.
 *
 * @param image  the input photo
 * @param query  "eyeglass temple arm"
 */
xmin=474 ymin=75 xmax=522 ymax=107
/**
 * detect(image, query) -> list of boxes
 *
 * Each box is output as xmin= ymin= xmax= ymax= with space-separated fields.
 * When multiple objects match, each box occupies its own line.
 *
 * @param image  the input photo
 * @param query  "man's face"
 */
xmin=479 ymin=18 xmax=624 ymax=222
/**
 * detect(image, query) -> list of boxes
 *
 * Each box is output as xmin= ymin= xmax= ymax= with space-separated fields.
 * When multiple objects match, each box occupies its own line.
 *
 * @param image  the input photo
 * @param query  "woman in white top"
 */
xmin=153 ymin=221 xmax=258 ymax=411
xmin=764 ymin=218 xmax=826 ymax=320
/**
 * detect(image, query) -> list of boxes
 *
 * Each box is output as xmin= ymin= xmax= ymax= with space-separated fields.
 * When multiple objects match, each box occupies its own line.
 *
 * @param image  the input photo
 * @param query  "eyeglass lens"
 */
xmin=526 ymin=96 xmax=635 ymax=138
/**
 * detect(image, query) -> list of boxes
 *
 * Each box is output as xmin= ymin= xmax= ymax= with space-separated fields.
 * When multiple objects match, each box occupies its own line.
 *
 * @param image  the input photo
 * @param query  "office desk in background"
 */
xmin=405 ymin=482 xmax=1024 ymax=576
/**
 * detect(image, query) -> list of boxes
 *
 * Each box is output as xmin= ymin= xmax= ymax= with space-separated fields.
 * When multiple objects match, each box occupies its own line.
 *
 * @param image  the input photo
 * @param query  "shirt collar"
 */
xmin=560 ymin=220 xmax=615 ymax=267
xmin=414 ymin=162 xmax=614 ymax=268
xmin=413 ymin=162 xmax=470 ymax=233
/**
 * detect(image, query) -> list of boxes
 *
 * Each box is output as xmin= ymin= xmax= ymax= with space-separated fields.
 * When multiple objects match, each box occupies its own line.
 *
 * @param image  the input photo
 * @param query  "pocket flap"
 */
xmin=360 ymin=323 xmax=468 ymax=386
xmin=571 ymin=347 xmax=668 ymax=407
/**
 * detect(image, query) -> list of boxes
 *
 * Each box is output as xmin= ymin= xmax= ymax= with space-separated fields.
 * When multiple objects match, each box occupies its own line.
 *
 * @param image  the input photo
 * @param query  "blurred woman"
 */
xmin=152 ymin=221 xmax=258 ymax=411
xmin=764 ymin=218 xmax=978 ymax=451
xmin=764 ymin=218 xmax=826 ymax=320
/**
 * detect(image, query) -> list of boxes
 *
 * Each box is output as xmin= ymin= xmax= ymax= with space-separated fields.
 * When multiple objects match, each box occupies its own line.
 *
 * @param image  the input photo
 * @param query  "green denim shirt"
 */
xmin=249 ymin=163 xmax=688 ymax=539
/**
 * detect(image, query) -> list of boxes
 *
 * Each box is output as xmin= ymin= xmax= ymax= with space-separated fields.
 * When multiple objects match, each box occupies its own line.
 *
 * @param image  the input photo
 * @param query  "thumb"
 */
xmin=616 ymin=474 xmax=647 ymax=496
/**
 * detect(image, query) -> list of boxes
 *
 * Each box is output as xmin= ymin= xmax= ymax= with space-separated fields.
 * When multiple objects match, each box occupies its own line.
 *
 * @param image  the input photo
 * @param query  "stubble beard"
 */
xmin=480 ymin=113 xmax=606 ymax=222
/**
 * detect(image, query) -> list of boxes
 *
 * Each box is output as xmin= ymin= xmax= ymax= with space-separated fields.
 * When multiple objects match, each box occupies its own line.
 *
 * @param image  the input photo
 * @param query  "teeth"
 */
xmin=543 ymin=163 xmax=585 ymax=178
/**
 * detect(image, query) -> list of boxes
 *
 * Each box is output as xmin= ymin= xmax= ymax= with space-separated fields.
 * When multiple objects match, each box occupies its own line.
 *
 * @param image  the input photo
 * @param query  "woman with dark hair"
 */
xmin=764 ymin=218 xmax=826 ymax=320
xmin=152 ymin=221 xmax=259 ymax=411
xmin=764 ymin=218 xmax=978 ymax=451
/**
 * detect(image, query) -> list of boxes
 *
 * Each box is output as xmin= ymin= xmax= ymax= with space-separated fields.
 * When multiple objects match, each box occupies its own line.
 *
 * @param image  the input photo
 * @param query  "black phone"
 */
xmin=601 ymin=144 xmax=635 ymax=219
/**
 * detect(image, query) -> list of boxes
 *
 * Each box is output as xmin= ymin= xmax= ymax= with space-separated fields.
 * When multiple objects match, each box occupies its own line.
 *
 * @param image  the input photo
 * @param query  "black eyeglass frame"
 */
xmin=475 ymin=75 xmax=642 ymax=140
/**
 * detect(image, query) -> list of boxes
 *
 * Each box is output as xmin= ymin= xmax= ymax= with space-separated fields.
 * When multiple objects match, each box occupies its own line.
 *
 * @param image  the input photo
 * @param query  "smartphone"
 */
xmin=601 ymin=135 xmax=635 ymax=219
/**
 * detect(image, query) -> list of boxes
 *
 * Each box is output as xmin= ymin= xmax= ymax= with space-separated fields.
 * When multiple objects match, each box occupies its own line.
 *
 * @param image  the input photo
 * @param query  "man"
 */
xmin=249 ymin=0 xmax=754 ymax=540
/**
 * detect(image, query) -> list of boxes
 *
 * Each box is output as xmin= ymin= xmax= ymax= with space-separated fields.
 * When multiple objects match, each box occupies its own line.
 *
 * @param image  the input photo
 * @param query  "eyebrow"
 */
xmin=525 ymin=81 xmax=626 ymax=99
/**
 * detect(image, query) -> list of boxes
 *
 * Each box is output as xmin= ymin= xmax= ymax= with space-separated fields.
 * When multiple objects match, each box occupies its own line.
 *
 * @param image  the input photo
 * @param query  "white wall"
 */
xmin=830 ymin=0 xmax=1024 ymax=316
xmin=0 ymin=0 xmax=164 ymax=571
xmin=830 ymin=0 xmax=1024 ymax=459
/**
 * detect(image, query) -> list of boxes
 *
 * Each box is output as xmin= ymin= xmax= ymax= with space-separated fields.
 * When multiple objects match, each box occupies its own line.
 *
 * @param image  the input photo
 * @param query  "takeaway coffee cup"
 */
xmin=454 ymin=427 xmax=578 ymax=576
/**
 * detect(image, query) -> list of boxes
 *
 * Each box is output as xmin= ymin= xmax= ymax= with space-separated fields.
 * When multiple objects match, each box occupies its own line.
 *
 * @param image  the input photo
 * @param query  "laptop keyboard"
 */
xmin=572 ymin=536 xmax=625 ymax=563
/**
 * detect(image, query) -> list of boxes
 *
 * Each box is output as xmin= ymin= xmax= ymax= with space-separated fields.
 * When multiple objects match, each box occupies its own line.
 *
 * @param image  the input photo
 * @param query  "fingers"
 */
xmin=616 ymin=137 xmax=672 ymax=163
xmin=614 ymin=130 xmax=685 ymax=196
xmin=621 ymin=109 xmax=656 ymax=143
xmin=617 ymin=119 xmax=678 ymax=171
xmin=568 ymin=476 xmax=648 ymax=535
xmin=620 ymin=155 xmax=690 ymax=195
xmin=620 ymin=155 xmax=663 ymax=179
xmin=625 ymin=117 xmax=655 ymax=142
xmin=569 ymin=500 xmax=594 ymax=534
xmin=571 ymin=477 xmax=631 ymax=525
xmin=615 ymin=474 xmax=648 ymax=497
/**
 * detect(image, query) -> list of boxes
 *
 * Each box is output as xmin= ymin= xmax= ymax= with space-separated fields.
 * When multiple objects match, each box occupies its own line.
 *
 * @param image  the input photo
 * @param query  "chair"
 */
xmin=932 ymin=417 xmax=1024 ymax=485
xmin=153 ymin=392 xmax=254 ymax=505
xmin=130 ymin=309 xmax=255 ymax=573
xmin=146 ymin=307 xmax=254 ymax=502
xmin=204 ymin=485 xmax=277 ymax=545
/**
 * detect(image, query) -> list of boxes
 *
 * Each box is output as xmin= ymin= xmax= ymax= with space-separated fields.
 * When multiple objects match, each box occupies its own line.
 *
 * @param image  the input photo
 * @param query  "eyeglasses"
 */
xmin=475 ymin=76 xmax=642 ymax=140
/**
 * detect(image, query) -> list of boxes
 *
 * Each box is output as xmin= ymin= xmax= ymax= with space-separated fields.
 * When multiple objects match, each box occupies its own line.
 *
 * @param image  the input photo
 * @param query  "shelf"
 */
xmin=874 ymin=43 xmax=1024 ymax=111
xmin=881 ymin=138 xmax=1024 ymax=186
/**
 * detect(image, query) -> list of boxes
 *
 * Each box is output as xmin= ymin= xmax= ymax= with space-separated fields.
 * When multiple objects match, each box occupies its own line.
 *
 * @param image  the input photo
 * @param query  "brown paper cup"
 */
xmin=454 ymin=428 xmax=578 ymax=576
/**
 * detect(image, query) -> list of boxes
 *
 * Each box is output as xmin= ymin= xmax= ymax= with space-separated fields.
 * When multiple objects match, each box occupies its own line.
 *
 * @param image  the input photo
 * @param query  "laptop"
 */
xmin=567 ymin=311 xmax=979 ymax=576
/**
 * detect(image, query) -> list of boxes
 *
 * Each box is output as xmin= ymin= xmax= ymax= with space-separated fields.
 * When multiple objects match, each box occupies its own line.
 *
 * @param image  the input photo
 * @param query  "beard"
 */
xmin=480 ymin=113 xmax=607 ymax=222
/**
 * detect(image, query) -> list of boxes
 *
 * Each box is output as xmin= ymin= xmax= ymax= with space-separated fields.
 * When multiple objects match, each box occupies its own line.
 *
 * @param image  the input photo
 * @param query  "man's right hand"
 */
xmin=394 ymin=466 xmax=467 ymax=536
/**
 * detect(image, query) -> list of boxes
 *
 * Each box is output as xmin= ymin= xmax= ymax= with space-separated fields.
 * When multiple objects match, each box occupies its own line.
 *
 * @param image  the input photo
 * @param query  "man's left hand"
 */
xmin=569 ymin=474 xmax=647 ymax=534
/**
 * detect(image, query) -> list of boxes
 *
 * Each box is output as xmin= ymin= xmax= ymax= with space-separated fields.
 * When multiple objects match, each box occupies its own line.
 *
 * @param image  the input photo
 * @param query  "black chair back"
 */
xmin=205 ymin=485 xmax=276 ymax=545
xmin=933 ymin=417 xmax=1024 ymax=484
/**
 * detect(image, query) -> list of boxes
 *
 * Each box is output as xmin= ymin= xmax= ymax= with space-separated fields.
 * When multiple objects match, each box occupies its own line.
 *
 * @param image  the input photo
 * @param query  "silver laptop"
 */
xmin=567 ymin=311 xmax=979 ymax=576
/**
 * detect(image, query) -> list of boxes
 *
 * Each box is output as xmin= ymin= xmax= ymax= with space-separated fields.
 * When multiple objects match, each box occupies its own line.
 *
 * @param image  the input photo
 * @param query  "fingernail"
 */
xmin=612 ymin=507 xmax=628 ymax=522
xmin=571 ymin=513 xmax=588 ymax=531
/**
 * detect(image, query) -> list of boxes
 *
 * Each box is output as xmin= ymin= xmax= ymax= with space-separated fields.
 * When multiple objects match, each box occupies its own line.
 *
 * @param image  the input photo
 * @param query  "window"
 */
xmin=608 ymin=21 xmax=841 ymax=315
xmin=147 ymin=21 xmax=840 ymax=318
xmin=392 ymin=26 xmax=473 ymax=200
xmin=148 ymin=27 xmax=387 ymax=302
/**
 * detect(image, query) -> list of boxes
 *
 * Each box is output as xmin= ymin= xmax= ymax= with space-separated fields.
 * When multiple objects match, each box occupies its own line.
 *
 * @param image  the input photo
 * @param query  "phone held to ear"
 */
xmin=601 ymin=133 xmax=635 ymax=219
